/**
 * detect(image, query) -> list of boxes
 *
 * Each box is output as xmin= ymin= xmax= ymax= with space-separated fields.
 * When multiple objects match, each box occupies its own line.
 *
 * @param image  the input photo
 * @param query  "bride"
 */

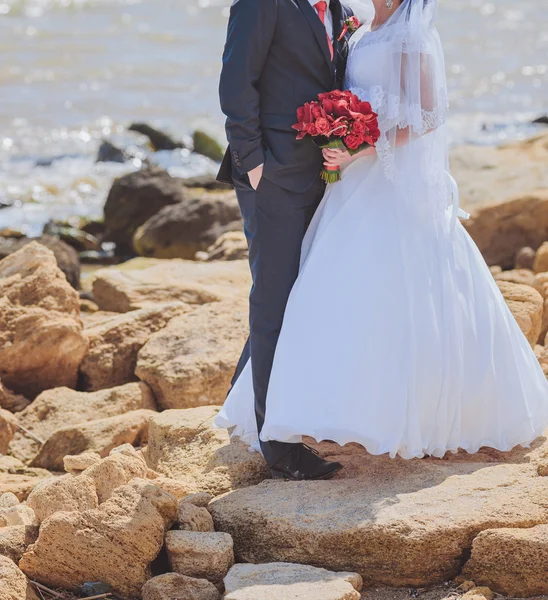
xmin=216 ymin=0 xmax=548 ymax=473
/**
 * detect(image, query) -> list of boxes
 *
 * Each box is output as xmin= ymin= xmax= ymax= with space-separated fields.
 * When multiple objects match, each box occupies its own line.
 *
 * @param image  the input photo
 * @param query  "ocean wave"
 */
xmin=0 ymin=0 xmax=143 ymax=18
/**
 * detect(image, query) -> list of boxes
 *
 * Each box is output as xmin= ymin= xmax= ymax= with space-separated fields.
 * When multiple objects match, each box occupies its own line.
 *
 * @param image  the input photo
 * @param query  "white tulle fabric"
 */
xmin=215 ymin=0 xmax=548 ymax=459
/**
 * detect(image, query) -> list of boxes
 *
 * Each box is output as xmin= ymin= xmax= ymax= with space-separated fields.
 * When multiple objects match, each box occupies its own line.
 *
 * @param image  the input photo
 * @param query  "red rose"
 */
xmin=352 ymin=120 xmax=367 ymax=136
xmin=306 ymin=123 xmax=319 ymax=136
xmin=311 ymin=103 xmax=324 ymax=119
xmin=332 ymin=99 xmax=352 ymax=118
xmin=315 ymin=117 xmax=331 ymax=135
xmin=348 ymin=16 xmax=360 ymax=30
xmin=330 ymin=117 xmax=350 ymax=137
xmin=344 ymin=134 xmax=362 ymax=150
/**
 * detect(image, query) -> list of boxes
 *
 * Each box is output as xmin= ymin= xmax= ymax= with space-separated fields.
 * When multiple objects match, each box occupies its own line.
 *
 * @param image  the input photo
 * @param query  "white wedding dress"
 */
xmin=215 ymin=1 xmax=548 ymax=459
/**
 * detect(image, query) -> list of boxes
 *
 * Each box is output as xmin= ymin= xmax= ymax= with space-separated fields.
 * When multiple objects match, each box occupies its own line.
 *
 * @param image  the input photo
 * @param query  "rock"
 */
xmin=20 ymin=479 xmax=178 ymax=599
xmin=461 ymin=588 xmax=493 ymax=600
xmin=29 ymin=409 xmax=155 ymax=471
xmin=0 ymin=409 xmax=17 ymax=454
xmin=103 ymin=165 xmax=188 ymax=255
xmin=0 ymin=556 xmax=39 ymax=600
xmin=147 ymin=475 xmax=197 ymax=500
xmin=0 ymin=243 xmax=88 ymax=398
xmin=183 ymin=493 xmax=214 ymax=508
xmin=136 ymin=300 xmax=248 ymax=409
xmin=209 ymin=437 xmax=548 ymax=588
xmin=497 ymin=281 xmax=543 ymax=345
xmin=63 ymin=452 xmax=101 ymax=474
xmin=144 ymin=407 xmax=268 ymax=496
xmin=83 ymin=452 xmax=148 ymax=504
xmin=197 ymin=231 xmax=248 ymax=262
xmin=165 ymin=530 xmax=234 ymax=588
xmin=515 ymin=246 xmax=536 ymax=270
xmin=0 ymin=235 xmax=80 ymax=288
xmin=97 ymin=140 xmax=128 ymax=163
xmin=9 ymin=382 xmax=156 ymax=464
xmin=43 ymin=220 xmax=101 ymax=253
xmin=192 ymin=131 xmax=224 ymax=162
xmin=92 ymin=258 xmax=250 ymax=312
xmin=0 ymin=505 xmax=35 ymax=527
xmin=0 ymin=493 xmax=19 ymax=508
xmin=27 ymin=474 xmax=99 ymax=523
xmin=79 ymin=302 xmax=188 ymax=391
xmin=28 ymin=452 xmax=149 ymax=523
xmin=533 ymin=272 xmax=548 ymax=343
xmin=0 ymin=526 xmax=39 ymax=563
xmin=133 ymin=191 xmax=242 ymax=260
xmin=177 ymin=502 xmax=214 ymax=532
xmin=533 ymin=115 xmax=548 ymax=125
xmin=461 ymin=191 xmax=548 ymax=268
xmin=223 ymin=563 xmax=363 ymax=600
xmin=80 ymin=298 xmax=99 ymax=313
xmin=493 ymin=268 xmax=535 ymax=287
xmin=0 ymin=380 xmax=30 ymax=413
xmin=462 ymin=525 xmax=548 ymax=597
xmin=534 ymin=241 xmax=548 ymax=273
xmin=182 ymin=174 xmax=232 ymax=191
xmin=142 ymin=573 xmax=221 ymax=600
xmin=129 ymin=123 xmax=184 ymax=151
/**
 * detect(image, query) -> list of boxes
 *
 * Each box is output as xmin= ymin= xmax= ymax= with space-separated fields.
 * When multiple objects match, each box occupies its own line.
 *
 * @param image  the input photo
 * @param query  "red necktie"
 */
xmin=314 ymin=1 xmax=334 ymax=61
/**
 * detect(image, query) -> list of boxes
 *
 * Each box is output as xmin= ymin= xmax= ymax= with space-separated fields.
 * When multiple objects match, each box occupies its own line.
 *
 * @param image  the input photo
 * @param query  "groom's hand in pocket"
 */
xmin=248 ymin=164 xmax=264 ymax=190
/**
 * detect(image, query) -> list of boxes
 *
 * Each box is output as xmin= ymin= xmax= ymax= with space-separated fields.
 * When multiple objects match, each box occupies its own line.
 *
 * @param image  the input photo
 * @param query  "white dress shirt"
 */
xmin=309 ymin=0 xmax=334 ymax=42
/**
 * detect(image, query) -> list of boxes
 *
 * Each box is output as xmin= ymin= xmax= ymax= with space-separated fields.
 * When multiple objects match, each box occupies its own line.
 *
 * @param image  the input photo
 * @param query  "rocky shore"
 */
xmin=1 ymin=130 xmax=548 ymax=600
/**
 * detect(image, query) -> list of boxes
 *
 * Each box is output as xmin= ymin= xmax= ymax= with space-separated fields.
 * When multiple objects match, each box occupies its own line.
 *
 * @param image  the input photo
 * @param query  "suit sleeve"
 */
xmin=219 ymin=0 xmax=278 ymax=176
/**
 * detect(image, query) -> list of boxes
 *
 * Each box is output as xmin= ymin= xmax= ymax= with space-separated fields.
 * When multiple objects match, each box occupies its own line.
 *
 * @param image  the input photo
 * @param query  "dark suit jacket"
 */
xmin=218 ymin=0 xmax=354 ymax=192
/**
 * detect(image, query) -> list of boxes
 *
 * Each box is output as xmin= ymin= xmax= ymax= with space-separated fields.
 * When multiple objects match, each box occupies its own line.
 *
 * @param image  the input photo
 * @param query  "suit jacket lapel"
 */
xmin=296 ymin=0 xmax=333 ymax=71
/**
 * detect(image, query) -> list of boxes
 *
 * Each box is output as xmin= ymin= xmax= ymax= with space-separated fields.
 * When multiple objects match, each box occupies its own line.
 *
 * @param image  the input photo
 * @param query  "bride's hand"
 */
xmin=323 ymin=147 xmax=352 ymax=167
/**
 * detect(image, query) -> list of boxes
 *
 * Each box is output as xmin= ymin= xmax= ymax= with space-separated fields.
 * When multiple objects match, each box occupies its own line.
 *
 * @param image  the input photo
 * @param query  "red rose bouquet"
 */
xmin=292 ymin=90 xmax=380 ymax=183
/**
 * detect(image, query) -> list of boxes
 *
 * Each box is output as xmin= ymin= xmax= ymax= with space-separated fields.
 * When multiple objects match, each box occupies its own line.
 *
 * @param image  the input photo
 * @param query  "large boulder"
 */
xmin=19 ymin=479 xmax=178 ymax=599
xmin=144 ymin=407 xmax=269 ymax=496
xmin=210 ymin=436 xmax=548 ymax=588
xmin=462 ymin=525 xmax=548 ymax=597
xmin=223 ymin=563 xmax=363 ymax=600
xmin=0 ymin=556 xmax=39 ymax=600
xmin=79 ymin=302 xmax=188 ymax=391
xmin=103 ymin=165 xmax=188 ymax=255
xmin=497 ymin=280 xmax=544 ymax=345
xmin=142 ymin=573 xmax=221 ymax=600
xmin=92 ymin=258 xmax=250 ymax=313
xmin=462 ymin=191 xmax=548 ymax=268
xmin=0 ymin=243 xmax=88 ymax=398
xmin=133 ymin=191 xmax=242 ymax=260
xmin=27 ymin=451 xmax=149 ymax=522
xmin=136 ymin=300 xmax=247 ymax=409
xmin=0 ymin=234 xmax=80 ymax=289
xmin=29 ymin=409 xmax=155 ymax=471
xmin=9 ymin=381 xmax=156 ymax=464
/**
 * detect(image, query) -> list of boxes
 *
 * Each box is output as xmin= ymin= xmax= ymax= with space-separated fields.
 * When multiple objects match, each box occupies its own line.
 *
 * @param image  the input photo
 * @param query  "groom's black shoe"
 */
xmin=270 ymin=443 xmax=343 ymax=481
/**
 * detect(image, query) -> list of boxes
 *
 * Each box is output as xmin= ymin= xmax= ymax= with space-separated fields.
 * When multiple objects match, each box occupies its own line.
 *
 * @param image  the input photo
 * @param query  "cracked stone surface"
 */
xmin=210 ymin=432 xmax=548 ymax=588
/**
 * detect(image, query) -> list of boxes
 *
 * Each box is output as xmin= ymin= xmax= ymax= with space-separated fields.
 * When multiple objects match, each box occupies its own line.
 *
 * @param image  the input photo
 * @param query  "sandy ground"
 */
xmin=361 ymin=584 xmax=548 ymax=600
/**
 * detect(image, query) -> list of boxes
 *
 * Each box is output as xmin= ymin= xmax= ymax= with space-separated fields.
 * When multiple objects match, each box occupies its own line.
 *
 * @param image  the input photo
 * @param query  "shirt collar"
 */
xmin=309 ymin=0 xmax=331 ymax=9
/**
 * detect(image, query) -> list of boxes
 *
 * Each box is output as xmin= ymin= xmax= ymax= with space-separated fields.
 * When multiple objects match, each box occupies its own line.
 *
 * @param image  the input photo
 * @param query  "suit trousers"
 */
xmin=230 ymin=169 xmax=325 ymax=467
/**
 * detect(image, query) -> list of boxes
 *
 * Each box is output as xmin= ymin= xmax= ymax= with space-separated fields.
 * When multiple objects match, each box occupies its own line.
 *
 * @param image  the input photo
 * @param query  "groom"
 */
xmin=218 ymin=0 xmax=354 ymax=480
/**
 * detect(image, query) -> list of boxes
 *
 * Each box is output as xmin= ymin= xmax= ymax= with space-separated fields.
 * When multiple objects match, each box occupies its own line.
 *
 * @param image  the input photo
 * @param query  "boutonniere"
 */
xmin=338 ymin=16 xmax=360 ymax=41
